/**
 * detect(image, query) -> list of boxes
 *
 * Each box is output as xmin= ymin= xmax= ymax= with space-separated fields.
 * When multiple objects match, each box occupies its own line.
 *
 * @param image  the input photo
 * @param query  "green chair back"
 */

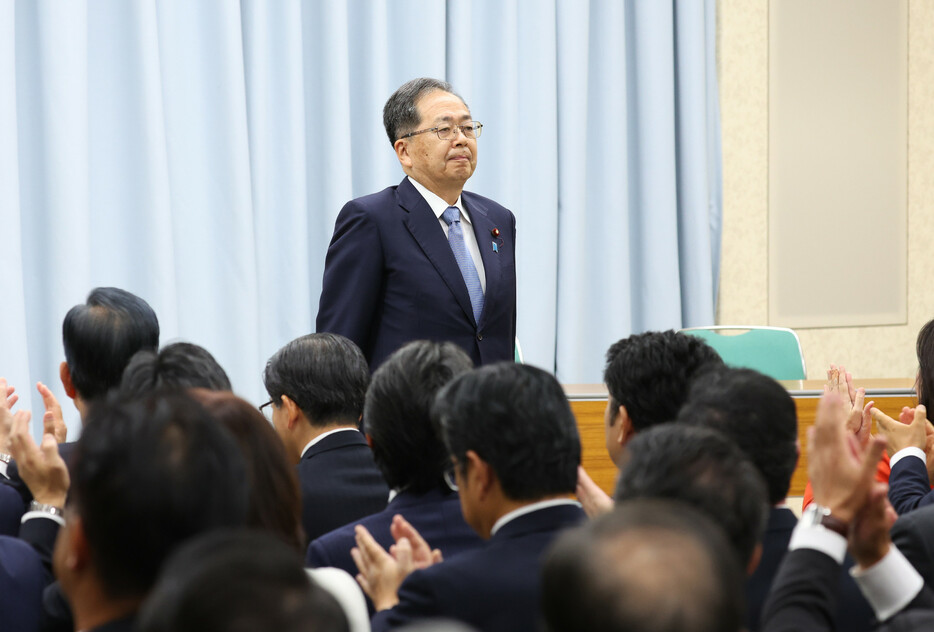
xmin=681 ymin=326 xmax=806 ymax=381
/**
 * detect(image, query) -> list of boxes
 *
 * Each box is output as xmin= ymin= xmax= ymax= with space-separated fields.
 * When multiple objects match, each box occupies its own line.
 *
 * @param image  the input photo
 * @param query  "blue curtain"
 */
xmin=0 ymin=0 xmax=721 ymax=439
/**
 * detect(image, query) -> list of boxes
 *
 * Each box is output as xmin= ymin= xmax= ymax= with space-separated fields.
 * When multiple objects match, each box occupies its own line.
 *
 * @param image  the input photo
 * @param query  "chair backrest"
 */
xmin=680 ymin=326 xmax=807 ymax=380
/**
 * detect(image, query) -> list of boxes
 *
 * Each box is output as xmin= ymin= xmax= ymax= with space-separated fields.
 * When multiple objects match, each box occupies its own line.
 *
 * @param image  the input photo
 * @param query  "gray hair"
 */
xmin=383 ymin=77 xmax=467 ymax=145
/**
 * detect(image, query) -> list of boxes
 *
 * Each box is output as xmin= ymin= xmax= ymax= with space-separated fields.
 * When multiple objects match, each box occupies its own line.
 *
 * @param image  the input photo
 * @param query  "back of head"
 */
xmin=263 ymin=333 xmax=369 ymax=427
xmin=383 ymin=77 xmax=466 ymax=145
xmin=433 ymin=363 xmax=580 ymax=500
xmin=679 ymin=367 xmax=798 ymax=504
xmin=63 ymin=287 xmax=160 ymax=401
xmin=366 ymin=341 xmax=473 ymax=493
xmin=189 ymin=389 xmax=304 ymax=551
xmin=542 ymin=499 xmax=744 ymax=632
xmin=603 ymin=330 xmax=723 ymax=432
xmin=120 ymin=342 xmax=231 ymax=398
xmin=136 ymin=530 xmax=349 ymax=632
xmin=614 ymin=424 xmax=768 ymax=569
xmin=917 ymin=318 xmax=934 ymax=410
xmin=69 ymin=391 xmax=249 ymax=600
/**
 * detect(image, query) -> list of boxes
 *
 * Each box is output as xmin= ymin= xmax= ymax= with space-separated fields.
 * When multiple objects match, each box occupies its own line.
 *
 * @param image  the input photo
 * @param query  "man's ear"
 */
xmin=617 ymin=405 xmax=637 ymax=446
xmin=365 ymin=433 xmax=374 ymax=449
xmin=394 ymin=138 xmax=413 ymax=168
xmin=281 ymin=395 xmax=302 ymax=430
xmin=60 ymin=515 xmax=91 ymax=574
xmin=59 ymin=362 xmax=77 ymax=400
xmin=465 ymin=450 xmax=495 ymax=499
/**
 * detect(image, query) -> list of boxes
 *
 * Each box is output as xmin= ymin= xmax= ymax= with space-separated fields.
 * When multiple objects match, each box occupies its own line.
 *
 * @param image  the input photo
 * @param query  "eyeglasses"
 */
xmin=259 ymin=399 xmax=275 ymax=421
xmin=399 ymin=121 xmax=483 ymax=141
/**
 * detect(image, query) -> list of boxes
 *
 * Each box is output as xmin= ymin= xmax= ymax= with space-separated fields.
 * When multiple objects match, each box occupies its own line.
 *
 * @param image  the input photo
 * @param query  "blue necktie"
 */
xmin=442 ymin=206 xmax=484 ymax=324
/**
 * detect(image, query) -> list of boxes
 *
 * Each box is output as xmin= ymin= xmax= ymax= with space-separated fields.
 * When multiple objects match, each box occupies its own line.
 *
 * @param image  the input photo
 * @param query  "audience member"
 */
xmin=119 ymin=342 xmax=231 ymax=396
xmin=137 ymin=530 xmax=349 ymax=632
xmin=542 ymin=498 xmax=745 ymax=632
xmin=679 ymin=367 xmax=874 ymax=630
xmin=762 ymin=392 xmax=934 ymax=630
xmin=576 ymin=330 xmax=723 ymax=516
xmin=307 ymin=341 xmax=483 ymax=579
xmin=53 ymin=391 xmax=249 ymax=631
xmin=355 ymin=363 xmax=584 ymax=632
xmin=263 ymin=333 xmax=389 ymax=542
xmin=614 ymin=423 xmax=768 ymax=572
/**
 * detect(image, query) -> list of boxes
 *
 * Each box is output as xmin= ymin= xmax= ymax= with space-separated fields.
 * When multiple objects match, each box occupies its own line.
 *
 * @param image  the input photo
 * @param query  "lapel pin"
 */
xmin=491 ymin=228 xmax=500 ymax=237
xmin=492 ymin=242 xmax=499 ymax=253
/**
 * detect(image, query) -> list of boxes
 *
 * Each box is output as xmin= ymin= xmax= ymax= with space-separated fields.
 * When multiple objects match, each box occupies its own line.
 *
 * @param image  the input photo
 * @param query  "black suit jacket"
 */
xmin=747 ymin=507 xmax=874 ymax=631
xmin=891 ymin=503 xmax=934 ymax=586
xmin=371 ymin=503 xmax=585 ymax=632
xmin=316 ymin=177 xmax=517 ymax=371
xmin=888 ymin=454 xmax=934 ymax=516
xmin=762 ymin=547 xmax=934 ymax=631
xmin=2 ymin=442 xmax=77 ymax=509
xmin=297 ymin=430 xmax=389 ymax=544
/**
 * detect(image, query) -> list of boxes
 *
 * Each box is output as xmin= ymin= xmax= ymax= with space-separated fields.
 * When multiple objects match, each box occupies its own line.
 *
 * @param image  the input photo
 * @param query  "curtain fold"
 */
xmin=1 ymin=0 xmax=721 ymax=438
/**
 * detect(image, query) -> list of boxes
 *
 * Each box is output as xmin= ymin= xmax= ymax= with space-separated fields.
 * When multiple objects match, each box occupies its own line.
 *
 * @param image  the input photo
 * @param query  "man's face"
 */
xmin=398 ymin=90 xmax=477 ymax=196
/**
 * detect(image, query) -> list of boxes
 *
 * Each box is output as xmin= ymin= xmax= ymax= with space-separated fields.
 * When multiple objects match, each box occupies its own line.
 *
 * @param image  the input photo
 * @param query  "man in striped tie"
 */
xmin=316 ymin=78 xmax=517 ymax=372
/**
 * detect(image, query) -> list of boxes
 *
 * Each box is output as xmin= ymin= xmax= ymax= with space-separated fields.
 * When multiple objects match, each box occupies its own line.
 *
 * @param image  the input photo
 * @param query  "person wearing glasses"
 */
xmin=316 ymin=78 xmax=517 ymax=372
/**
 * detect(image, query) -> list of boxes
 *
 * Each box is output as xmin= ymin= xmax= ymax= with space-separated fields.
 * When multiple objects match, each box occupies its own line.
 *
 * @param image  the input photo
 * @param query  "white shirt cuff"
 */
xmin=0 ymin=461 xmax=8 ymax=478
xmin=889 ymin=447 xmax=926 ymax=469
xmin=850 ymin=545 xmax=924 ymax=621
xmin=21 ymin=511 xmax=65 ymax=527
xmin=789 ymin=520 xmax=848 ymax=564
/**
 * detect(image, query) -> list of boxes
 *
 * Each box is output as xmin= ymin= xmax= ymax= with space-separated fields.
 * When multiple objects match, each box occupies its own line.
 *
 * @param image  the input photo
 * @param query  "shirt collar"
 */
xmin=407 ymin=176 xmax=471 ymax=225
xmin=490 ymin=499 xmax=582 ymax=536
xmin=300 ymin=427 xmax=360 ymax=459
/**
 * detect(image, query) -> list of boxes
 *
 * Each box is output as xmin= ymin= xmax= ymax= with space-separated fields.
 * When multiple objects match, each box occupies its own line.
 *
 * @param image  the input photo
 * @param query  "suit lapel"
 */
xmin=397 ymin=178 xmax=477 ymax=325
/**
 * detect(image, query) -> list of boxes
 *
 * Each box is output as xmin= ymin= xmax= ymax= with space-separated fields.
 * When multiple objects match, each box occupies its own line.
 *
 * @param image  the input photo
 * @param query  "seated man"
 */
xmin=137 ymin=530 xmax=349 ymax=632
xmin=541 ymin=499 xmax=745 ymax=632
xmin=762 ymin=392 xmax=934 ymax=631
xmin=306 ymin=341 xmax=483 ymax=577
xmin=263 ymin=333 xmax=389 ymax=543
xmin=614 ymin=423 xmax=768 ymax=574
xmin=355 ymin=363 xmax=585 ymax=632
xmin=679 ymin=367 xmax=874 ymax=631
xmin=576 ymin=330 xmax=723 ymax=515
xmin=53 ymin=391 xmax=249 ymax=631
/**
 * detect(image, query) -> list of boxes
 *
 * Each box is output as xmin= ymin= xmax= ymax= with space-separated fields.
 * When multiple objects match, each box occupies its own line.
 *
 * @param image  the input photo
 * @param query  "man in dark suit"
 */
xmin=678 ymin=367 xmax=874 ymax=631
xmin=892 ymin=503 xmax=934 ymax=586
xmin=263 ymin=333 xmax=388 ymax=543
xmin=353 ymin=363 xmax=585 ymax=632
xmin=306 ymin=341 xmax=482 ymax=580
xmin=316 ymin=77 xmax=516 ymax=371
xmin=762 ymin=392 xmax=934 ymax=631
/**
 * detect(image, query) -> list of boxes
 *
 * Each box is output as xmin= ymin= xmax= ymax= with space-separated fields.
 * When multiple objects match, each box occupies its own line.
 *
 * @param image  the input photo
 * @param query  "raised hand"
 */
xmin=827 ymin=364 xmax=871 ymax=446
xmin=389 ymin=514 xmax=442 ymax=569
xmin=576 ymin=466 xmax=614 ymax=518
xmin=872 ymin=405 xmax=927 ymax=458
xmin=37 ymin=382 xmax=67 ymax=444
xmin=7 ymin=411 xmax=69 ymax=507
xmin=351 ymin=525 xmax=412 ymax=611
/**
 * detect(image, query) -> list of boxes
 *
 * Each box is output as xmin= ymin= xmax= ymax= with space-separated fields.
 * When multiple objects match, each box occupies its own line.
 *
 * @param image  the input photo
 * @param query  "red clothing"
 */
xmin=801 ymin=452 xmax=892 ymax=510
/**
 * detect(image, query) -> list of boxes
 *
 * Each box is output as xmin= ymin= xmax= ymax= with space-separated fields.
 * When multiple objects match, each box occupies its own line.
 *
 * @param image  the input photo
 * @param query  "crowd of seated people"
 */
xmin=5 ymin=285 xmax=934 ymax=631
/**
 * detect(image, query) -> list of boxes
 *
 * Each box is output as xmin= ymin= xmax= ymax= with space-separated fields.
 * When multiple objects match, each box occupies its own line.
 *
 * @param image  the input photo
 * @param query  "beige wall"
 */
xmin=718 ymin=0 xmax=934 ymax=379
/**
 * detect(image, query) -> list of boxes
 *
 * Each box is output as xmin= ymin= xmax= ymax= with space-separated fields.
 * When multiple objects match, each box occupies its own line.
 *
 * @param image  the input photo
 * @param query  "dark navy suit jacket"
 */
xmin=306 ymin=486 xmax=484 ymax=580
xmin=370 ymin=503 xmax=585 ymax=632
xmin=0 ymin=516 xmax=60 ymax=632
xmin=892 ymin=503 xmax=934 ymax=587
xmin=888 ymin=453 xmax=934 ymax=516
xmin=747 ymin=507 xmax=874 ymax=631
xmin=0 ymin=481 xmax=27 ymax=536
xmin=316 ymin=177 xmax=517 ymax=371
xmin=297 ymin=430 xmax=389 ymax=544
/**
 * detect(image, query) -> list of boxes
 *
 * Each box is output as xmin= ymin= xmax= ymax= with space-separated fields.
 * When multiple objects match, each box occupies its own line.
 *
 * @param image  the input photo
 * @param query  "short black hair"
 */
xmin=263 ymin=333 xmax=369 ymax=428
xmin=383 ymin=77 xmax=466 ymax=144
xmin=678 ymin=368 xmax=798 ymax=504
xmin=433 ymin=363 xmax=580 ymax=501
xmin=366 ymin=341 xmax=473 ymax=493
xmin=70 ymin=391 xmax=249 ymax=599
xmin=603 ymin=330 xmax=723 ymax=432
xmin=542 ymin=499 xmax=744 ymax=632
xmin=62 ymin=287 xmax=160 ymax=401
xmin=614 ymin=424 xmax=768 ymax=568
xmin=120 ymin=342 xmax=231 ymax=398
xmin=917 ymin=318 xmax=934 ymax=411
xmin=136 ymin=530 xmax=349 ymax=632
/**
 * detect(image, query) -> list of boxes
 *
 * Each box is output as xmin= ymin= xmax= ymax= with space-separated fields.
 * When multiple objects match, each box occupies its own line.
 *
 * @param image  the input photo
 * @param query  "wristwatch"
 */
xmin=802 ymin=503 xmax=849 ymax=537
xmin=28 ymin=501 xmax=64 ymax=519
